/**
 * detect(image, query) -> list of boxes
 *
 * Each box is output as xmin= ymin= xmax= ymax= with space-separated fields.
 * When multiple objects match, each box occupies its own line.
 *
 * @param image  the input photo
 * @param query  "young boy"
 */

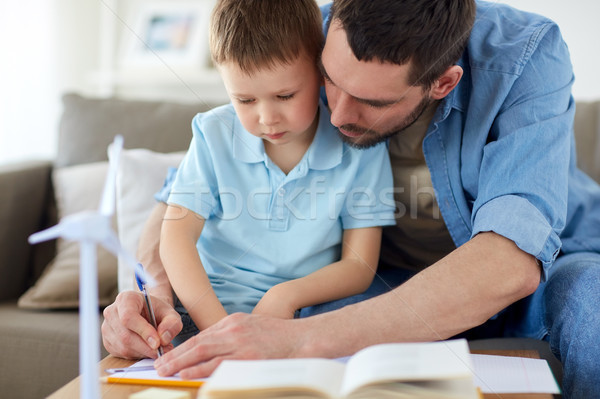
xmin=160 ymin=0 xmax=395 ymax=332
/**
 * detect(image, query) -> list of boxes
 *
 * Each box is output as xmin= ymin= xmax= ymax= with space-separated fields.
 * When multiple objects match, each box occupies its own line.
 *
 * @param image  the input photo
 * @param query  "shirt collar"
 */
xmin=232 ymin=117 xmax=265 ymax=163
xmin=306 ymin=100 xmax=343 ymax=170
xmin=232 ymin=100 xmax=343 ymax=170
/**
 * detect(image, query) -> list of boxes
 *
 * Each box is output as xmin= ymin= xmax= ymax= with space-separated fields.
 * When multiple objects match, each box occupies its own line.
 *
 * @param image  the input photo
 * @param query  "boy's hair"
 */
xmin=209 ymin=0 xmax=323 ymax=74
xmin=329 ymin=0 xmax=476 ymax=89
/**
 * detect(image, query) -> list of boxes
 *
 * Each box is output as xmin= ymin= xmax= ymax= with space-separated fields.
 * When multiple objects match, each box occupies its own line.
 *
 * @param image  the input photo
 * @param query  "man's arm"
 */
xmin=138 ymin=202 xmax=177 ymax=305
xmin=155 ymin=231 xmax=541 ymax=378
xmin=102 ymin=203 xmax=183 ymax=359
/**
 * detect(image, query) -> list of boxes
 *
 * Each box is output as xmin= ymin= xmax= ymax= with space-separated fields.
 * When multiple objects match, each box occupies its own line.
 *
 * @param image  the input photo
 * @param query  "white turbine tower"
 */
xmin=28 ymin=135 xmax=151 ymax=399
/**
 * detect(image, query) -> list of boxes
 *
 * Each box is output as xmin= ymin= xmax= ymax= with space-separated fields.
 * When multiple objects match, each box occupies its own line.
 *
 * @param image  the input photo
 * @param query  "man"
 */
xmin=102 ymin=1 xmax=600 ymax=397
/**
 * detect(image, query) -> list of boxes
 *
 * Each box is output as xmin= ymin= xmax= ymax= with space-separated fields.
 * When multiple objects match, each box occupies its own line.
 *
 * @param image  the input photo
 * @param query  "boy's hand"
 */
xmin=102 ymin=291 xmax=183 ymax=359
xmin=252 ymin=284 xmax=297 ymax=319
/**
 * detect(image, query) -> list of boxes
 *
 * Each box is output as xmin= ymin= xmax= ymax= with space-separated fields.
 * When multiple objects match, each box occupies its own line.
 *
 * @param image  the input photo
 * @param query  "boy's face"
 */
xmin=320 ymin=20 xmax=434 ymax=149
xmin=219 ymin=55 xmax=321 ymax=146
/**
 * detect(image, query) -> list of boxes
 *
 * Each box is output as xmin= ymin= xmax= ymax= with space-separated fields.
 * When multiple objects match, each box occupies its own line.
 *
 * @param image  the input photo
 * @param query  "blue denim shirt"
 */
xmin=321 ymin=1 xmax=600 ymax=280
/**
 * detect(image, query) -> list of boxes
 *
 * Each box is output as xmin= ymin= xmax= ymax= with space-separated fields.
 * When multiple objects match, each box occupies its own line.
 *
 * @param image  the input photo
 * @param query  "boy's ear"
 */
xmin=429 ymin=65 xmax=463 ymax=100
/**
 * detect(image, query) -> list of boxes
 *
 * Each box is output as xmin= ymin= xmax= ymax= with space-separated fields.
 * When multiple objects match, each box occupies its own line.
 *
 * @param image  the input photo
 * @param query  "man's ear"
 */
xmin=429 ymin=65 xmax=463 ymax=100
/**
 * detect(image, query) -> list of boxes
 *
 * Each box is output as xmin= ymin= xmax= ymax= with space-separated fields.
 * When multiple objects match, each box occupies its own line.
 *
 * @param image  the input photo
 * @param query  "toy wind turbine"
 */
xmin=28 ymin=135 xmax=152 ymax=399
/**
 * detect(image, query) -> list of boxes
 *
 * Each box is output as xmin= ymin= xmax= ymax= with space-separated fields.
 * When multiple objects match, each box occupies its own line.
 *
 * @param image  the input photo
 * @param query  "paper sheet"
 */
xmin=471 ymin=354 xmax=560 ymax=394
xmin=105 ymin=358 xmax=207 ymax=384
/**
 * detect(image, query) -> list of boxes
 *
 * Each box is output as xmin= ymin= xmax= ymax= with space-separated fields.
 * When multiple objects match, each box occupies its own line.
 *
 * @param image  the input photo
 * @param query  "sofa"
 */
xmin=0 ymin=93 xmax=598 ymax=398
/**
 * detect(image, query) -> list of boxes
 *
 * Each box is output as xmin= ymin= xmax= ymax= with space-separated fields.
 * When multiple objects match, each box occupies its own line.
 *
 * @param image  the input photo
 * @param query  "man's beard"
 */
xmin=337 ymin=95 xmax=432 ymax=149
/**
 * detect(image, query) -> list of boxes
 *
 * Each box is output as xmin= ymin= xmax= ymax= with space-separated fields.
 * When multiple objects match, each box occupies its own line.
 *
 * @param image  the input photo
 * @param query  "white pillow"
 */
xmin=18 ymin=161 xmax=119 ymax=309
xmin=116 ymin=149 xmax=185 ymax=292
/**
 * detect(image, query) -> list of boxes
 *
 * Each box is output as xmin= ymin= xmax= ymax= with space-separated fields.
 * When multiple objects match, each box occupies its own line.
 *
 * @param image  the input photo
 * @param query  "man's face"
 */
xmin=320 ymin=20 xmax=433 ymax=148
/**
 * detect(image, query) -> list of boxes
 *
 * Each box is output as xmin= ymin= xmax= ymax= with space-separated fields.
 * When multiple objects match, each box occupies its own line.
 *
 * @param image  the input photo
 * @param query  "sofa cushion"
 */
xmin=573 ymin=100 xmax=600 ymax=183
xmin=18 ymin=161 xmax=118 ymax=309
xmin=115 ymin=149 xmax=185 ymax=292
xmin=0 ymin=161 xmax=52 ymax=301
xmin=0 ymin=301 xmax=108 ymax=399
xmin=56 ymin=93 xmax=218 ymax=168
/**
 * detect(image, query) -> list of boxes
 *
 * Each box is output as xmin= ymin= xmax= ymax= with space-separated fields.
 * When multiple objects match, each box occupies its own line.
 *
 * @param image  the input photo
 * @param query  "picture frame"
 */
xmin=120 ymin=0 xmax=213 ymax=69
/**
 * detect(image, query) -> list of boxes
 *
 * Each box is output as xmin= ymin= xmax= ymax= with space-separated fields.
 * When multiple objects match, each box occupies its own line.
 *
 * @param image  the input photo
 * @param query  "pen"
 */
xmin=135 ymin=265 xmax=164 ymax=358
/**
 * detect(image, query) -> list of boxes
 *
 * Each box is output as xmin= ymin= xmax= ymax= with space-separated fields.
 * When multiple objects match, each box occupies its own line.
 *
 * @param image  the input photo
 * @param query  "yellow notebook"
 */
xmin=198 ymin=339 xmax=482 ymax=399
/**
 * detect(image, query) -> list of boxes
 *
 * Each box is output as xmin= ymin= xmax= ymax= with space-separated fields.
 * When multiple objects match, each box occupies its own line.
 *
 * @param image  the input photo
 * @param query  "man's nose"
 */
xmin=328 ymin=89 xmax=359 ymax=127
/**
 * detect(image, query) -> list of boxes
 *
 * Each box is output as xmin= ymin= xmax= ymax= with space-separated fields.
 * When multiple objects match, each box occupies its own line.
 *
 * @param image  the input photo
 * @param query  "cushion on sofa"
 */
xmin=115 ymin=148 xmax=185 ymax=292
xmin=0 ymin=301 xmax=108 ymax=398
xmin=18 ymin=94 xmax=223 ymax=309
xmin=18 ymin=161 xmax=119 ymax=309
xmin=56 ymin=93 xmax=214 ymax=168
xmin=573 ymin=100 xmax=600 ymax=183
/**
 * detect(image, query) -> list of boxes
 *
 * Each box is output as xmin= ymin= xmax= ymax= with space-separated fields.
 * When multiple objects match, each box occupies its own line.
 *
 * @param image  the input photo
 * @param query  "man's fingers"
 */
xmin=102 ymin=291 xmax=164 ymax=359
xmin=102 ymin=303 xmax=154 ymax=359
xmin=155 ymin=305 xmax=183 ymax=347
xmin=179 ymin=356 xmax=225 ymax=379
xmin=155 ymin=327 xmax=230 ymax=376
xmin=117 ymin=291 xmax=162 ymax=351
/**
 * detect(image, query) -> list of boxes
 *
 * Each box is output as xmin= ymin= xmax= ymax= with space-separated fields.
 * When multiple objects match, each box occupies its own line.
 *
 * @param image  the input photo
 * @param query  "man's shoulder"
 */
xmin=468 ymin=1 xmax=559 ymax=75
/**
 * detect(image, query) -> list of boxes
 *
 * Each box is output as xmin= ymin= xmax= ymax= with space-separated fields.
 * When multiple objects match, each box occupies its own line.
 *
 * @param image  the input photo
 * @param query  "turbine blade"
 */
xmin=100 ymin=135 xmax=124 ymax=217
xmin=100 ymin=231 xmax=156 ymax=287
xmin=29 ymin=224 xmax=64 ymax=244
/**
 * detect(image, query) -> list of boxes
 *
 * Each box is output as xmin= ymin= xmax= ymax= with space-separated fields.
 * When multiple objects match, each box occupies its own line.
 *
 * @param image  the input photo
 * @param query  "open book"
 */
xmin=198 ymin=339 xmax=481 ymax=399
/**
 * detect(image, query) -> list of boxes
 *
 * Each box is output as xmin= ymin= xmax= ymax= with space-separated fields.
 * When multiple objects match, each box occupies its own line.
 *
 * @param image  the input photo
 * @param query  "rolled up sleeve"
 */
xmin=470 ymin=24 xmax=575 ymax=280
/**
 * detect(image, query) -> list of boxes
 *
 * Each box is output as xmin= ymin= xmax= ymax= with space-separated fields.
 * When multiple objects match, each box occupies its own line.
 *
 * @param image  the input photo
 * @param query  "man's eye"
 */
xmin=278 ymin=94 xmax=295 ymax=101
xmin=366 ymin=102 xmax=388 ymax=109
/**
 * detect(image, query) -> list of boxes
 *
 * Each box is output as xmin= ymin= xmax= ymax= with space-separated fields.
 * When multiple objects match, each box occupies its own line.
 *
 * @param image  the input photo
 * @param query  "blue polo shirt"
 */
xmin=166 ymin=101 xmax=395 ymax=314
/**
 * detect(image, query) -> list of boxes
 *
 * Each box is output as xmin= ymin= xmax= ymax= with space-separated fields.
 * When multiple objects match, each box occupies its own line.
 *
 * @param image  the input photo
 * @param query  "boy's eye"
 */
xmin=237 ymin=98 xmax=255 ymax=104
xmin=278 ymin=94 xmax=295 ymax=101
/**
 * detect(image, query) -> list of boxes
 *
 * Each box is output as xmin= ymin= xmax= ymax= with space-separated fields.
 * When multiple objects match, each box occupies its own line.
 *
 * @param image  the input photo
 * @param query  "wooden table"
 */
xmin=48 ymin=350 xmax=557 ymax=399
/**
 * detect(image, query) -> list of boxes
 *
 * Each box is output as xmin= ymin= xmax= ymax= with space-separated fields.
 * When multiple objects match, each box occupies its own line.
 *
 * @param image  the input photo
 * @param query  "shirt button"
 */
xmin=278 ymin=188 xmax=286 ymax=196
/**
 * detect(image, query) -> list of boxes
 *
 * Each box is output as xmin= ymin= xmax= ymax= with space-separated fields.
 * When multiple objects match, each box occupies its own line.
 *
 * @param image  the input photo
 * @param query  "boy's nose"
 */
xmin=259 ymin=107 xmax=280 ymax=127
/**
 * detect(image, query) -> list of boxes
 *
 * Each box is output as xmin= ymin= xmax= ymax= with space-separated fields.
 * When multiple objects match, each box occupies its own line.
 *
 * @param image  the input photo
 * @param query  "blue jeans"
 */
xmin=174 ymin=253 xmax=600 ymax=398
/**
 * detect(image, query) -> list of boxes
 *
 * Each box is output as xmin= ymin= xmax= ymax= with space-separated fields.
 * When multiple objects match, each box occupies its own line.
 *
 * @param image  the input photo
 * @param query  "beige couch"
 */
xmin=0 ymin=93 xmax=598 ymax=398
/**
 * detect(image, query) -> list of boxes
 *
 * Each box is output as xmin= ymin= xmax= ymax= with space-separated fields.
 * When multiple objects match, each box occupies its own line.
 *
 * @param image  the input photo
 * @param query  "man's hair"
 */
xmin=329 ymin=0 xmax=476 ymax=88
xmin=209 ymin=0 xmax=323 ymax=74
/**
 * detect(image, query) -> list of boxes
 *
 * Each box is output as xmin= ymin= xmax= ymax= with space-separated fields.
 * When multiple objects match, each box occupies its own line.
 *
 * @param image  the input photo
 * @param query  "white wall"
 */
xmin=0 ymin=0 xmax=101 ymax=165
xmin=0 ymin=1 xmax=59 ymax=164
xmin=501 ymin=0 xmax=600 ymax=101
xmin=0 ymin=0 xmax=599 ymax=165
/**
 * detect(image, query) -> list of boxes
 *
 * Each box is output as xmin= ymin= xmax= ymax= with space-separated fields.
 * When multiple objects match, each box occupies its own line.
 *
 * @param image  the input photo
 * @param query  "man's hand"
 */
xmin=154 ymin=312 xmax=304 ymax=379
xmin=102 ymin=290 xmax=183 ymax=359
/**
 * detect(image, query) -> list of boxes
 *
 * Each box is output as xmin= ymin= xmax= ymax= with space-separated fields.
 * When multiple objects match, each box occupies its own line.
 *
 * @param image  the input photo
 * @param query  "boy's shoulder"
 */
xmin=192 ymin=103 xmax=237 ymax=134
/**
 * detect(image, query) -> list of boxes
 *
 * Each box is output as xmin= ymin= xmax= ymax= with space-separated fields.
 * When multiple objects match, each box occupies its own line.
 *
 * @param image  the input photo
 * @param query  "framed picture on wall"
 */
xmin=120 ymin=0 xmax=213 ymax=69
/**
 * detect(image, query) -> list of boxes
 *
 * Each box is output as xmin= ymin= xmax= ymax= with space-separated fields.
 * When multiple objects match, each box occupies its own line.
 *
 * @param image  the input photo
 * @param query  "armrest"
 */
xmin=0 ymin=160 xmax=53 ymax=301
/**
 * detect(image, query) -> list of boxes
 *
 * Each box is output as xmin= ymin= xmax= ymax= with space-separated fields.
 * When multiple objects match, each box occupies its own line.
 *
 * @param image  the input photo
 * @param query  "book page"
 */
xmin=201 ymin=358 xmax=346 ymax=398
xmin=341 ymin=340 xmax=474 ymax=396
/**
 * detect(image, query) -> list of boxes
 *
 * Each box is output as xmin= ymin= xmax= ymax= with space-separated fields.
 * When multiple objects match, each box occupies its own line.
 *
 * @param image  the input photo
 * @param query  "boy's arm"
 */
xmin=160 ymin=204 xmax=228 ymax=330
xmin=252 ymin=227 xmax=382 ymax=318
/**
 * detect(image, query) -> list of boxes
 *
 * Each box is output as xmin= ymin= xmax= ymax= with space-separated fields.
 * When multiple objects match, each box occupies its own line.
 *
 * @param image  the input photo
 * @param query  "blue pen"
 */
xmin=135 ymin=265 xmax=164 ymax=358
